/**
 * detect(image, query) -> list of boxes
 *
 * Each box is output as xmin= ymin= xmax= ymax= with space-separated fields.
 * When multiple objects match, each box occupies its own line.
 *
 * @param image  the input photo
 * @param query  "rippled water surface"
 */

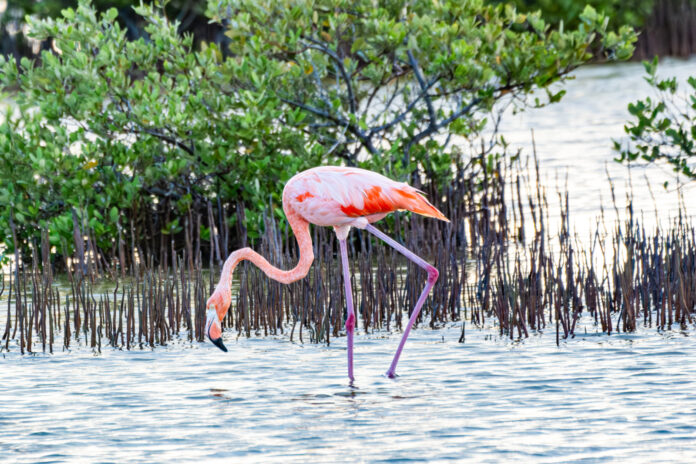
xmin=3 ymin=322 xmax=696 ymax=463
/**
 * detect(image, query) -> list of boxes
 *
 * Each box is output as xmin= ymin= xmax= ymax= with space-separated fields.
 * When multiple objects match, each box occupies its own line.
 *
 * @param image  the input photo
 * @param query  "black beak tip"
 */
xmin=210 ymin=337 xmax=228 ymax=352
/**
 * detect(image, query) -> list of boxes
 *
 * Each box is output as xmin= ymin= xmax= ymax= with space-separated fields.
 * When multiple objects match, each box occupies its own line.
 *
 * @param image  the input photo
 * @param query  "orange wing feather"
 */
xmin=393 ymin=187 xmax=449 ymax=222
xmin=340 ymin=184 xmax=448 ymax=222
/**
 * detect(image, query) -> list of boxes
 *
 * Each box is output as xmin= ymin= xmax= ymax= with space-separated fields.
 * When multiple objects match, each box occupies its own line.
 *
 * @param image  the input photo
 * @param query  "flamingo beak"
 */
xmin=206 ymin=307 xmax=227 ymax=352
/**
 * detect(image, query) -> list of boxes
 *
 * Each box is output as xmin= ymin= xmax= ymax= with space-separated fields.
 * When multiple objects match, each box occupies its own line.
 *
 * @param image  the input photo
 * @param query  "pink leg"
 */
xmin=365 ymin=224 xmax=439 ymax=378
xmin=339 ymin=238 xmax=356 ymax=381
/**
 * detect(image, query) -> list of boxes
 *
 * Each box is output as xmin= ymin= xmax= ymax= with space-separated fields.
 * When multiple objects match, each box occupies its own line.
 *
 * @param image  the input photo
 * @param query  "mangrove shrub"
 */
xmin=0 ymin=0 xmax=636 ymax=266
xmin=207 ymin=0 xmax=636 ymax=183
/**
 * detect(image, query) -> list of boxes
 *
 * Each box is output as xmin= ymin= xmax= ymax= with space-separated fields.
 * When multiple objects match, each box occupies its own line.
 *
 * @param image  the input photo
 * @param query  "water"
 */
xmin=3 ymin=59 xmax=696 ymax=462
xmin=499 ymin=56 xmax=696 ymax=233
xmin=2 ymin=322 xmax=696 ymax=463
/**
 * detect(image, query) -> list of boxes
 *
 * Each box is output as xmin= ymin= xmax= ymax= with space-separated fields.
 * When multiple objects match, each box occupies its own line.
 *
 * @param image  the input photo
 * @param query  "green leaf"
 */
xmin=105 ymin=8 xmax=118 ymax=22
xmin=62 ymin=8 xmax=75 ymax=20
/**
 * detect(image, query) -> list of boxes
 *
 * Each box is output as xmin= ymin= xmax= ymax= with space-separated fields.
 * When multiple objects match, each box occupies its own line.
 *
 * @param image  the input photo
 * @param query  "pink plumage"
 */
xmin=284 ymin=166 xmax=448 ymax=230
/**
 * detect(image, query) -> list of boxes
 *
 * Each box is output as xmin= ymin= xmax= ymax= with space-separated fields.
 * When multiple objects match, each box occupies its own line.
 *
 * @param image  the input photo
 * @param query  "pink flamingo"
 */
xmin=205 ymin=166 xmax=448 ymax=380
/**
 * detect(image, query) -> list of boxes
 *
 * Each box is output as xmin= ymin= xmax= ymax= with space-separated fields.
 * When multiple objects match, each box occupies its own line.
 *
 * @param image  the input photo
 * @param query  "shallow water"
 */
xmin=2 ymin=321 xmax=696 ymax=463
xmin=500 ymin=56 xmax=696 ymax=233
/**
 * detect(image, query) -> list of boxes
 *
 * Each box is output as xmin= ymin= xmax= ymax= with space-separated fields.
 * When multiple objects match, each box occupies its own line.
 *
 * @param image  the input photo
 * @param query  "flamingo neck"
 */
xmin=214 ymin=208 xmax=314 ymax=318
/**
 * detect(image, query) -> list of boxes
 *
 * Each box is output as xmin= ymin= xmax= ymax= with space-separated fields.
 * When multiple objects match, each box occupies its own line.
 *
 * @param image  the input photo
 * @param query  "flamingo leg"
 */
xmin=365 ymin=224 xmax=439 ymax=378
xmin=339 ymin=238 xmax=356 ymax=381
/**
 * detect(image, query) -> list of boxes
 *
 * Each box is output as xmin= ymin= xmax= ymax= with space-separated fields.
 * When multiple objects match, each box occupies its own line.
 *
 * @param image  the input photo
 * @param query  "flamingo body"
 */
xmin=284 ymin=166 xmax=447 ymax=237
xmin=207 ymin=166 xmax=448 ymax=379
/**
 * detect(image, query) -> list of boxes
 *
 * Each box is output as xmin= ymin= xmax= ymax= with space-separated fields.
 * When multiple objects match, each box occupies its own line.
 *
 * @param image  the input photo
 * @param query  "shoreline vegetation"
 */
xmin=0 ymin=0 xmax=635 ymax=270
xmin=2 ymin=156 xmax=694 ymax=354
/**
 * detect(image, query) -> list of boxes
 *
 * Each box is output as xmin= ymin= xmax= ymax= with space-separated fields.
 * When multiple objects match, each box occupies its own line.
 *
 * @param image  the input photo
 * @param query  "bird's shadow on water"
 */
xmin=297 ymin=374 xmax=429 ymax=405
xmin=205 ymin=375 xmax=426 ymax=407
xmin=281 ymin=379 xmax=426 ymax=423
xmin=209 ymin=388 xmax=246 ymax=403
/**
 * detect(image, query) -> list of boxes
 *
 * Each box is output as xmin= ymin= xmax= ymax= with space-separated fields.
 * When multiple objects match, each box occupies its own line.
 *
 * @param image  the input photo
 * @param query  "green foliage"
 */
xmin=0 ymin=0 xmax=320 ymax=260
xmin=6 ymin=0 xmax=125 ymax=16
xmin=494 ymin=0 xmax=656 ymax=30
xmin=614 ymin=57 xmax=696 ymax=181
xmin=207 ymin=0 xmax=636 ymax=182
xmin=0 ymin=0 xmax=636 ymax=263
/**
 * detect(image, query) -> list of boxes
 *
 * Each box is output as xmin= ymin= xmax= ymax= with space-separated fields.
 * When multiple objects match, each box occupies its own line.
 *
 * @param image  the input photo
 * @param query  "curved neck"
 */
xmin=215 ymin=207 xmax=314 ymax=317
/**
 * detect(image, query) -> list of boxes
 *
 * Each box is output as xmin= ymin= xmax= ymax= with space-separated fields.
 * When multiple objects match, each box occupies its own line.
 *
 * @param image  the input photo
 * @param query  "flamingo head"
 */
xmin=206 ymin=290 xmax=230 ymax=352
